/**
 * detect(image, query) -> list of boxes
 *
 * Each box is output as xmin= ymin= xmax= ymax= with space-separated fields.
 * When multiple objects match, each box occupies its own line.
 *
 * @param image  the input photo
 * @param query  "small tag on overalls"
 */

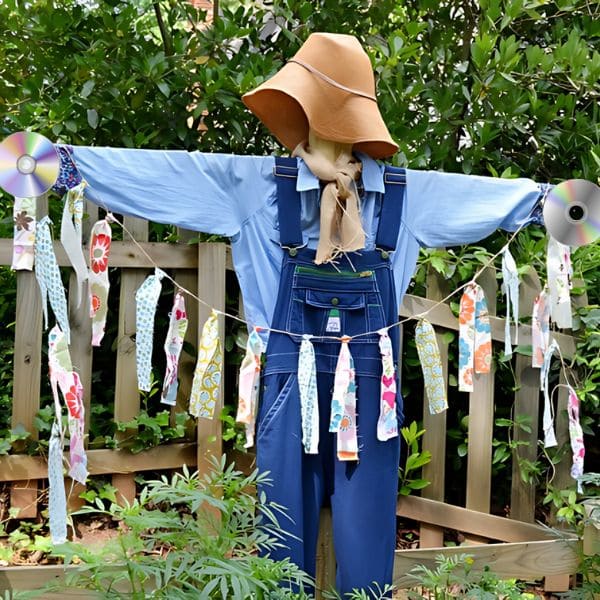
xmin=326 ymin=308 xmax=341 ymax=332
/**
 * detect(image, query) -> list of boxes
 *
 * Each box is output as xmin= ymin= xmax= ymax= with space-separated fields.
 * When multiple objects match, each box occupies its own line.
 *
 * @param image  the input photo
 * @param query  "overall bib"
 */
xmin=256 ymin=157 xmax=406 ymax=597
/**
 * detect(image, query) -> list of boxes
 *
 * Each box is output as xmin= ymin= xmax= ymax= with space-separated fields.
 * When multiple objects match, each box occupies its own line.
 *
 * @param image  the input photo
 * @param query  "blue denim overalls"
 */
xmin=256 ymin=157 xmax=406 ymax=597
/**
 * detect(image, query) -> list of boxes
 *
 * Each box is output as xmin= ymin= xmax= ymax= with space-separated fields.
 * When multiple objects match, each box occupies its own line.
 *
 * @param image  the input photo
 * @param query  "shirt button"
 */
xmin=331 ymin=297 xmax=339 ymax=306
xmin=289 ymin=248 xmax=298 ymax=257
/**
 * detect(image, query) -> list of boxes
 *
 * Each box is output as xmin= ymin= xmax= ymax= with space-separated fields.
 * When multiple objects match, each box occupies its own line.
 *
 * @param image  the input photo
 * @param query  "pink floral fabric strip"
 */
xmin=60 ymin=182 xmax=88 ymax=308
xmin=532 ymin=288 xmax=550 ymax=368
xmin=330 ymin=338 xmax=358 ymax=462
xmin=377 ymin=329 xmax=398 ymax=441
xmin=12 ymin=197 xmax=36 ymax=270
xmin=567 ymin=386 xmax=585 ymax=493
xmin=88 ymin=219 xmax=112 ymax=346
xmin=236 ymin=328 xmax=264 ymax=449
xmin=547 ymin=237 xmax=572 ymax=329
xmin=161 ymin=291 xmax=188 ymax=406
xmin=458 ymin=283 xmax=492 ymax=392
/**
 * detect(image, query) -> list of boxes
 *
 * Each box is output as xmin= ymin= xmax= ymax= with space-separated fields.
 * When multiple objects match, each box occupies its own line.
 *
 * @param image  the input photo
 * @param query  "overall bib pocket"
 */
xmin=257 ymin=373 xmax=296 ymax=441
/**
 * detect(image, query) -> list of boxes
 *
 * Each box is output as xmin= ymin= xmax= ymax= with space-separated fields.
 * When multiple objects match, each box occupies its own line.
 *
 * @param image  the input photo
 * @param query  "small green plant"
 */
xmin=399 ymin=421 xmax=432 ymax=496
xmin=407 ymin=553 xmax=537 ymax=599
xmin=114 ymin=410 xmax=191 ymax=453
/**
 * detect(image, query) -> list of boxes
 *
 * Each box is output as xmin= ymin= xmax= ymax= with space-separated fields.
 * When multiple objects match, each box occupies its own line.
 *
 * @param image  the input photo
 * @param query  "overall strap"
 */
xmin=375 ymin=166 xmax=406 ymax=253
xmin=273 ymin=156 xmax=303 ymax=250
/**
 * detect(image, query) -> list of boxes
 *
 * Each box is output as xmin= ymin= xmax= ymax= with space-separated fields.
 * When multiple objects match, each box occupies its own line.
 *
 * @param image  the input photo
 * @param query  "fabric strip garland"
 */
xmin=501 ymin=247 xmax=519 ymax=356
xmin=567 ymin=386 xmax=585 ymax=493
xmin=236 ymin=328 xmax=264 ymax=449
xmin=161 ymin=291 xmax=188 ymax=406
xmin=135 ymin=268 xmax=165 ymax=392
xmin=415 ymin=320 xmax=448 ymax=414
xmin=60 ymin=182 xmax=88 ymax=308
xmin=532 ymin=288 xmax=550 ymax=368
xmin=48 ymin=422 xmax=67 ymax=545
xmin=297 ymin=334 xmax=319 ymax=454
xmin=189 ymin=310 xmax=223 ymax=419
xmin=540 ymin=339 xmax=559 ymax=448
xmin=547 ymin=237 xmax=572 ymax=329
xmin=88 ymin=219 xmax=112 ymax=346
xmin=35 ymin=216 xmax=71 ymax=343
xmin=458 ymin=283 xmax=492 ymax=392
xmin=330 ymin=337 xmax=358 ymax=461
xmin=12 ymin=197 xmax=36 ymax=271
xmin=377 ymin=329 xmax=398 ymax=440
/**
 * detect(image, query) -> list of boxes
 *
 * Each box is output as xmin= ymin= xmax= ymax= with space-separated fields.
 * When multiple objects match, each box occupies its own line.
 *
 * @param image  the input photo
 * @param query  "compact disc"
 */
xmin=543 ymin=179 xmax=600 ymax=247
xmin=0 ymin=131 xmax=60 ymax=197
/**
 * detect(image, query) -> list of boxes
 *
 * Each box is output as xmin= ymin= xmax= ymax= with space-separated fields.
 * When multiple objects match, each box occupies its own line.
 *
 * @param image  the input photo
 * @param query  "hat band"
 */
xmin=288 ymin=59 xmax=377 ymax=102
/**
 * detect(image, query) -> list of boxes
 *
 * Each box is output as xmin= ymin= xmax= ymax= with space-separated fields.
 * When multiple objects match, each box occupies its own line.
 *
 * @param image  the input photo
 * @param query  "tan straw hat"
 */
xmin=242 ymin=32 xmax=398 ymax=159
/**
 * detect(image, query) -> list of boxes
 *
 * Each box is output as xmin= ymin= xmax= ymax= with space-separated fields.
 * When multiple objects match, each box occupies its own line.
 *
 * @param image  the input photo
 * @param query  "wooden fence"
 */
xmin=0 ymin=201 xmax=589 ymax=595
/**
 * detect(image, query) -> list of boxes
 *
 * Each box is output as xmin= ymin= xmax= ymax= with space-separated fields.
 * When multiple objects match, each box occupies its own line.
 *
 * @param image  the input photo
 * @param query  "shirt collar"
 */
xmin=296 ymin=152 xmax=385 ymax=194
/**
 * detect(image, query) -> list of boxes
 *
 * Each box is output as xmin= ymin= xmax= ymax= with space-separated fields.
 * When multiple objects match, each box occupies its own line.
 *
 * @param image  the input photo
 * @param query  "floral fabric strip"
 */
xmin=377 ymin=329 xmax=398 ymax=440
xmin=237 ymin=328 xmax=264 ymax=449
xmin=547 ymin=237 xmax=572 ymax=329
xmin=501 ymin=247 xmax=519 ymax=356
xmin=35 ymin=216 xmax=70 ymax=343
xmin=330 ymin=338 xmax=358 ymax=461
xmin=532 ymin=288 xmax=550 ymax=368
xmin=48 ymin=422 xmax=67 ymax=545
xmin=88 ymin=219 xmax=112 ymax=346
xmin=161 ymin=291 xmax=188 ymax=406
xmin=297 ymin=334 xmax=319 ymax=454
xmin=540 ymin=339 xmax=559 ymax=448
xmin=458 ymin=283 xmax=492 ymax=392
xmin=415 ymin=320 xmax=448 ymax=414
xmin=567 ymin=386 xmax=585 ymax=493
xmin=189 ymin=310 xmax=223 ymax=419
xmin=135 ymin=268 xmax=165 ymax=392
xmin=48 ymin=325 xmax=88 ymax=484
xmin=60 ymin=182 xmax=88 ymax=308
xmin=12 ymin=197 xmax=36 ymax=270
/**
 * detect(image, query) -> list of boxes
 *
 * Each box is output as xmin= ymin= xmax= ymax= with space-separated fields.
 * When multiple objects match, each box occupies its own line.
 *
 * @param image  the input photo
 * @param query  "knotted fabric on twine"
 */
xmin=532 ymin=288 xmax=550 ymax=368
xmin=236 ymin=328 xmax=264 ymax=449
xmin=298 ymin=334 xmax=319 ymax=454
xmin=293 ymin=142 xmax=364 ymax=264
xmin=330 ymin=337 xmax=358 ymax=461
xmin=189 ymin=310 xmax=223 ymax=419
xmin=135 ymin=268 xmax=165 ymax=392
xmin=60 ymin=182 xmax=88 ymax=308
xmin=161 ymin=291 xmax=188 ymax=406
xmin=415 ymin=320 xmax=448 ymax=414
xmin=12 ymin=197 xmax=36 ymax=271
xmin=88 ymin=219 xmax=112 ymax=346
xmin=377 ymin=329 xmax=398 ymax=441
xmin=567 ymin=386 xmax=585 ymax=493
xmin=501 ymin=247 xmax=519 ymax=356
xmin=35 ymin=216 xmax=71 ymax=343
xmin=458 ymin=283 xmax=492 ymax=392
xmin=547 ymin=237 xmax=572 ymax=329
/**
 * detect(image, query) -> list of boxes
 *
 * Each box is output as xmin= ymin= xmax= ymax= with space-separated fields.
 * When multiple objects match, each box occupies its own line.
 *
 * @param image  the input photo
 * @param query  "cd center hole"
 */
xmin=568 ymin=205 xmax=585 ymax=221
xmin=17 ymin=154 xmax=37 ymax=175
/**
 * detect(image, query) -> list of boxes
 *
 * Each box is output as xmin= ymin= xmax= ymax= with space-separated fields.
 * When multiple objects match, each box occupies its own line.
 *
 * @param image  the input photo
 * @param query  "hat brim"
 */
xmin=242 ymin=62 xmax=398 ymax=159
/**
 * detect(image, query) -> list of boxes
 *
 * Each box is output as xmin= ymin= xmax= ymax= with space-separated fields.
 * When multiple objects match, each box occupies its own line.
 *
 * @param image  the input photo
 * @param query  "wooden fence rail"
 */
xmin=0 ymin=208 xmax=581 ymax=595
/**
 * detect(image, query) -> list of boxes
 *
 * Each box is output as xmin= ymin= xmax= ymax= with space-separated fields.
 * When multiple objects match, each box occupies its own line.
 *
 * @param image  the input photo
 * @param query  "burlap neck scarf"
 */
xmin=293 ymin=142 xmax=365 ymax=264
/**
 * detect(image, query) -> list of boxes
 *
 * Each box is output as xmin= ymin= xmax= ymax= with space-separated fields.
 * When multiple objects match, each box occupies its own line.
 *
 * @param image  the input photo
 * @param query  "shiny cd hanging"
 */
xmin=0 ymin=131 xmax=60 ymax=197
xmin=543 ymin=179 xmax=600 ymax=247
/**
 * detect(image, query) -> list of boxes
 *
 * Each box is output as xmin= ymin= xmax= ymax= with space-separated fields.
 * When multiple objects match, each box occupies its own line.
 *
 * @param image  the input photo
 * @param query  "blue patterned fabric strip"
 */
xmin=35 ymin=216 xmax=71 ymax=343
xmin=415 ymin=320 xmax=448 ymax=414
xmin=501 ymin=247 xmax=520 ymax=357
xmin=540 ymin=339 xmax=559 ymax=448
xmin=298 ymin=334 xmax=319 ymax=454
xmin=48 ymin=422 xmax=67 ymax=544
xmin=135 ymin=268 xmax=165 ymax=392
xmin=52 ymin=146 xmax=83 ymax=196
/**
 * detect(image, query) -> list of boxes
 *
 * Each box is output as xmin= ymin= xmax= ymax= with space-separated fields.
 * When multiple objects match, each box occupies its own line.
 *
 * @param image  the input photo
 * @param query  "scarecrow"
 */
xmin=59 ymin=33 xmax=546 ymax=596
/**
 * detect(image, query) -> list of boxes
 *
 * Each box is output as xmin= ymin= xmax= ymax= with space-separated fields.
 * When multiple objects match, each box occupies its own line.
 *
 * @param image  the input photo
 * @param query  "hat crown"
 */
xmin=293 ymin=33 xmax=375 ymax=97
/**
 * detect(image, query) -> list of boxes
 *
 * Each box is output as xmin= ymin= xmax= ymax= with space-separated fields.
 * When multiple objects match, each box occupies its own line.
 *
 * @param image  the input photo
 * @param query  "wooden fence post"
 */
xmin=419 ymin=269 xmax=450 ymax=548
xmin=510 ymin=266 xmax=542 ymax=522
xmin=112 ymin=217 xmax=147 ymax=505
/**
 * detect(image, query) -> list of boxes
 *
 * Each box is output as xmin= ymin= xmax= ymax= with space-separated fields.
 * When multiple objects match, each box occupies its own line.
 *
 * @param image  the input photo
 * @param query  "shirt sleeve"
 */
xmin=404 ymin=168 xmax=545 ymax=248
xmin=68 ymin=146 xmax=274 ymax=236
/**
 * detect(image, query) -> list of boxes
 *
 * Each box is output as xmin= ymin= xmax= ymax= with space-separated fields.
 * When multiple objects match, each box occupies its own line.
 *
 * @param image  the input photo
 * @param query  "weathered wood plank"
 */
xmin=465 ymin=268 xmax=497 ymax=517
xmin=510 ymin=266 xmax=542 ymax=523
xmin=419 ymin=270 xmax=449 ymax=548
xmin=393 ymin=538 xmax=580 ymax=588
xmin=400 ymin=294 xmax=576 ymax=358
xmin=112 ymin=218 xmax=148 ymax=504
xmin=0 ymin=443 xmax=197 ymax=482
xmin=196 ymin=243 xmax=226 ymax=475
xmin=315 ymin=508 xmax=336 ymax=599
xmin=397 ymin=495 xmax=557 ymax=542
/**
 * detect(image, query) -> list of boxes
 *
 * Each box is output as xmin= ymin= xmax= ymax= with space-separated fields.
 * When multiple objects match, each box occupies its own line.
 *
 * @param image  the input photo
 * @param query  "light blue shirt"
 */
xmin=69 ymin=146 xmax=544 ymax=338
